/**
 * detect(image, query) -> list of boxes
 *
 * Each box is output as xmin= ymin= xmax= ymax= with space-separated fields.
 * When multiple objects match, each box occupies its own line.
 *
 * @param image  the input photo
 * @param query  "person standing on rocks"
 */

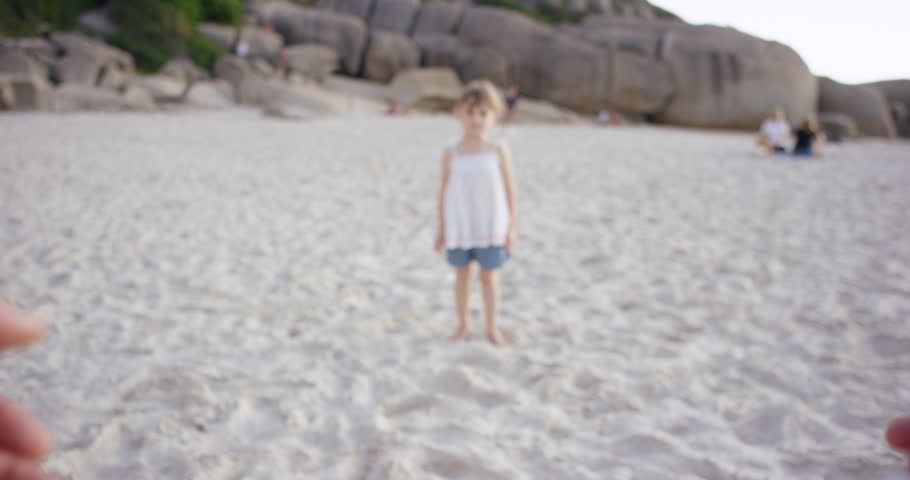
xmin=435 ymin=81 xmax=518 ymax=346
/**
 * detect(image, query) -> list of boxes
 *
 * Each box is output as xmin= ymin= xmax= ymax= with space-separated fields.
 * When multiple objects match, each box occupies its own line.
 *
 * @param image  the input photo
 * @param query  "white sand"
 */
xmin=1 ymin=110 xmax=909 ymax=479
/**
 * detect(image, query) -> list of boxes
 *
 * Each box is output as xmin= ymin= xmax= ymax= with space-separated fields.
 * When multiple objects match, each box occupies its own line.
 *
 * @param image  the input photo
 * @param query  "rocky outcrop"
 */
xmin=862 ymin=79 xmax=910 ymax=137
xmin=653 ymin=24 xmax=817 ymax=129
xmin=363 ymin=31 xmax=420 ymax=83
xmin=457 ymin=7 xmax=609 ymax=113
xmin=818 ymin=77 xmax=896 ymax=138
xmin=602 ymin=50 xmax=672 ymax=113
xmin=388 ymin=67 xmax=463 ymax=112
xmin=0 ymin=73 xmax=52 ymax=110
xmin=0 ymin=50 xmax=48 ymax=79
xmin=369 ymin=0 xmax=420 ymax=34
xmin=412 ymin=2 xmax=466 ymax=35
xmin=50 ymin=32 xmax=134 ymax=90
xmin=51 ymin=84 xmax=156 ymax=112
xmin=510 ymin=97 xmax=581 ymax=123
xmin=316 ymin=0 xmax=373 ymax=20
xmin=283 ymin=44 xmax=340 ymax=80
xmin=199 ymin=23 xmax=284 ymax=60
xmin=817 ymin=112 xmax=858 ymax=141
xmin=250 ymin=0 xmax=368 ymax=75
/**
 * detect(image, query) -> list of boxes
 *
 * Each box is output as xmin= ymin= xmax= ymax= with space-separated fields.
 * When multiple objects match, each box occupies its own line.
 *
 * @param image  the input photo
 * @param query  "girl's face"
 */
xmin=458 ymin=103 xmax=496 ymax=136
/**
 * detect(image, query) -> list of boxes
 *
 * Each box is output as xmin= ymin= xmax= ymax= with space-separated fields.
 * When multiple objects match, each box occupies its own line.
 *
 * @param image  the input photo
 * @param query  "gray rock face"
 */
xmin=818 ymin=77 xmax=896 ymax=138
xmin=50 ymin=32 xmax=134 ymax=90
xmin=817 ymin=112 xmax=858 ymax=140
xmin=250 ymin=0 xmax=368 ymax=75
xmin=862 ymin=79 xmax=910 ymax=137
xmin=369 ymin=0 xmax=420 ymax=34
xmin=654 ymin=25 xmax=817 ymax=130
xmin=199 ymin=23 xmax=284 ymax=61
xmin=364 ymin=31 xmax=420 ymax=83
xmin=283 ymin=44 xmax=340 ymax=80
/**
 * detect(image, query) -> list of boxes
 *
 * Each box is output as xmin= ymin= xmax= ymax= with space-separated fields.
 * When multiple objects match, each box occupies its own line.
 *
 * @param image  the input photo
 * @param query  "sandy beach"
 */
xmin=1 ymin=110 xmax=909 ymax=479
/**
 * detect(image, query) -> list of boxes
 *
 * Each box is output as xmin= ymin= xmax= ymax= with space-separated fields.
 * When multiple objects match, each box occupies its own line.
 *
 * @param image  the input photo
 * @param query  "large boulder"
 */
xmin=412 ymin=2 xmax=466 ymax=35
xmin=414 ymin=33 xmax=459 ymax=68
xmin=51 ymin=84 xmax=156 ymax=112
xmin=129 ymin=74 xmax=184 ymax=101
xmin=0 ymin=79 xmax=12 ymax=110
xmin=456 ymin=45 xmax=510 ymax=86
xmin=369 ymin=0 xmax=419 ymax=34
xmin=653 ymin=24 xmax=817 ymax=130
xmin=282 ymin=44 xmax=340 ymax=81
xmin=199 ymin=23 xmax=284 ymax=60
xmin=0 ymin=50 xmax=48 ymax=79
xmin=0 ymin=73 xmax=52 ymax=110
xmin=604 ymin=50 xmax=674 ymax=113
xmin=322 ymin=74 xmax=396 ymax=103
xmin=50 ymin=32 xmax=134 ymax=90
xmin=316 ymin=0 xmax=373 ymax=20
xmin=160 ymin=58 xmax=209 ymax=84
xmin=0 ymin=38 xmax=55 ymax=62
xmin=250 ymin=0 xmax=368 ymax=75
xmin=817 ymin=77 xmax=896 ymax=138
xmin=185 ymin=81 xmax=234 ymax=109
xmin=817 ymin=112 xmax=858 ymax=141
xmin=388 ymin=67 xmax=463 ymax=112
xmin=862 ymin=79 xmax=910 ymax=137
xmin=364 ymin=31 xmax=420 ymax=83
xmin=214 ymin=54 xmax=269 ymax=104
xmin=510 ymin=97 xmax=581 ymax=123
xmin=415 ymin=34 xmax=510 ymax=87
xmin=575 ymin=17 xmax=671 ymax=57
xmin=457 ymin=6 xmax=609 ymax=113
xmin=0 ymin=38 xmax=56 ymax=75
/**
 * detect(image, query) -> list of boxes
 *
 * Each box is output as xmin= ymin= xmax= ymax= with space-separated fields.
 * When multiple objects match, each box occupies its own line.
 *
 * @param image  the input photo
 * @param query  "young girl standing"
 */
xmin=434 ymin=81 xmax=517 ymax=345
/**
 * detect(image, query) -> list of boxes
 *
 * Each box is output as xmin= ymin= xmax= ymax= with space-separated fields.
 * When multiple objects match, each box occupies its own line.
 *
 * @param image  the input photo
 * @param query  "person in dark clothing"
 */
xmin=792 ymin=116 xmax=825 ymax=157
xmin=503 ymin=86 xmax=519 ymax=125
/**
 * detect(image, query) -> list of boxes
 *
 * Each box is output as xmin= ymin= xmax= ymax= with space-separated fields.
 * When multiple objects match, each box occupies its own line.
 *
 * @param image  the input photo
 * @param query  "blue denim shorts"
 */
xmin=446 ymin=246 xmax=510 ymax=270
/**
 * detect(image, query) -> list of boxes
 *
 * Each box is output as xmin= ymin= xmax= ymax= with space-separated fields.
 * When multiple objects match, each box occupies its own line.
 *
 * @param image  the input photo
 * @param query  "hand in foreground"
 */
xmin=0 ymin=299 xmax=58 ymax=480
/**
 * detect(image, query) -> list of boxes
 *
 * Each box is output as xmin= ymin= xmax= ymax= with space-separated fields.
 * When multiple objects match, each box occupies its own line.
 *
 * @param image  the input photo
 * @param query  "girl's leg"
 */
xmin=453 ymin=265 xmax=472 ymax=340
xmin=479 ymin=268 xmax=504 ymax=345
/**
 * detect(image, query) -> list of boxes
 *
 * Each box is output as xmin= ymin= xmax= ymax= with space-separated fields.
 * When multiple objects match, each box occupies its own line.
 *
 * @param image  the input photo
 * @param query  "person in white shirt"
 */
xmin=757 ymin=107 xmax=791 ymax=154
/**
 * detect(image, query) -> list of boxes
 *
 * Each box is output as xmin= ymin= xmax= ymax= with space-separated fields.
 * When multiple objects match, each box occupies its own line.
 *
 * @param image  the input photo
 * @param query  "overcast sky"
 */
xmin=653 ymin=0 xmax=910 ymax=84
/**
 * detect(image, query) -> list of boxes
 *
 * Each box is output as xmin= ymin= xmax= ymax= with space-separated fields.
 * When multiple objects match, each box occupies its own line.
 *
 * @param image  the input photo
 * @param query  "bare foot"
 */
xmin=486 ymin=329 xmax=505 ymax=346
xmin=452 ymin=325 xmax=471 ymax=341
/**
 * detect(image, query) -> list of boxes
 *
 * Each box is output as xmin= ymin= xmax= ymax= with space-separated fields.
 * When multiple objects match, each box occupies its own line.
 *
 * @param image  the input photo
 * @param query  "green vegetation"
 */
xmin=0 ymin=0 xmax=243 ymax=72
xmin=107 ymin=0 xmax=243 ymax=72
xmin=537 ymin=3 xmax=587 ymax=24
xmin=474 ymin=0 xmax=588 ymax=25
xmin=0 ymin=0 xmax=102 ymax=36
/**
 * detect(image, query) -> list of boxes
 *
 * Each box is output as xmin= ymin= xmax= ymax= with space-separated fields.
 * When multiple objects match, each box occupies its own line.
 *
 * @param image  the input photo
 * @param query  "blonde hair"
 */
xmin=457 ymin=80 xmax=505 ymax=119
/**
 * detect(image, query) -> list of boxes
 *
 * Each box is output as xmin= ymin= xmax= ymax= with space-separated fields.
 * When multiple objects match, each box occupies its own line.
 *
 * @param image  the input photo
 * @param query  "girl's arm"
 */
xmin=497 ymin=143 xmax=517 ymax=248
xmin=435 ymin=149 xmax=452 ymax=252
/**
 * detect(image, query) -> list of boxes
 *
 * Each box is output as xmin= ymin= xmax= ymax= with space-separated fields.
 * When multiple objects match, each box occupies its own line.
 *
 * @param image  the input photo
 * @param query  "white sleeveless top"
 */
xmin=444 ymin=141 xmax=511 ymax=250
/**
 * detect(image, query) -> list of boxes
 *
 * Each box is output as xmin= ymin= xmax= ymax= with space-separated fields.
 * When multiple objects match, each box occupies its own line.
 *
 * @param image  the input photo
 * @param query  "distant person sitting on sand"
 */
xmin=792 ymin=115 xmax=825 ymax=157
xmin=435 ymin=81 xmax=517 ymax=345
xmin=503 ymin=86 xmax=519 ymax=125
xmin=0 ymin=299 xmax=56 ymax=480
xmin=757 ymin=107 xmax=791 ymax=154
xmin=598 ymin=109 xmax=611 ymax=125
